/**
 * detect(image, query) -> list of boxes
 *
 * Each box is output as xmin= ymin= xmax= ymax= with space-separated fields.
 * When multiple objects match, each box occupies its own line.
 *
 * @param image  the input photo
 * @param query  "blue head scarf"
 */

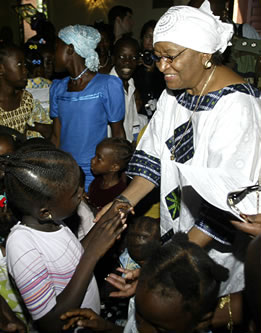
xmin=58 ymin=25 xmax=101 ymax=72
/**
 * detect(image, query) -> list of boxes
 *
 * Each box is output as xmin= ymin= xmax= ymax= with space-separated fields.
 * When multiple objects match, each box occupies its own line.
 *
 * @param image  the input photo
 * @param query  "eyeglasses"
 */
xmin=227 ymin=183 xmax=261 ymax=218
xmin=151 ymin=48 xmax=188 ymax=64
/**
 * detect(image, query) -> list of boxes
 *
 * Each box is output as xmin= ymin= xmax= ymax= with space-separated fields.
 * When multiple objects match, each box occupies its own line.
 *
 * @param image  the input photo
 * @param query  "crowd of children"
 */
xmin=0 ymin=1 xmax=260 ymax=333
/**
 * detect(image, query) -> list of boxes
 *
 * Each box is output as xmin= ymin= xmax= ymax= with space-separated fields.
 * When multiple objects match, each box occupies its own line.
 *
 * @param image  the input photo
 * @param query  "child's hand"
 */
xmin=61 ymin=308 xmax=114 ymax=331
xmin=106 ymin=267 xmax=140 ymax=298
xmin=85 ymin=211 xmax=127 ymax=259
xmin=0 ymin=295 xmax=26 ymax=333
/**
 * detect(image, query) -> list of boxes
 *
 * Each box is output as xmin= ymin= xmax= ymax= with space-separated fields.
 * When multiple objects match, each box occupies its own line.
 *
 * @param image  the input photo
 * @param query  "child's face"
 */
xmin=127 ymin=225 xmax=159 ymax=266
xmin=142 ymin=26 xmax=154 ymax=51
xmin=47 ymin=167 xmax=83 ymax=221
xmin=135 ymin=283 xmax=194 ymax=333
xmin=91 ymin=144 xmax=117 ymax=176
xmin=114 ymin=44 xmax=138 ymax=82
xmin=41 ymin=50 xmax=54 ymax=79
xmin=54 ymin=38 xmax=68 ymax=72
xmin=97 ymin=31 xmax=111 ymax=57
xmin=2 ymin=49 xmax=27 ymax=89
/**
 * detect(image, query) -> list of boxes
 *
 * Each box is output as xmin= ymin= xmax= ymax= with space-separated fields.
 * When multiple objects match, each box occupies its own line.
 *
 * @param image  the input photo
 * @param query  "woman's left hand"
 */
xmin=231 ymin=214 xmax=261 ymax=236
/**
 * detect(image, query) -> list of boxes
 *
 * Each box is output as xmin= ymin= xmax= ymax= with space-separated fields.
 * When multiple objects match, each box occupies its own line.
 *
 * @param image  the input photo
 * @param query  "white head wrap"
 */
xmin=153 ymin=0 xmax=234 ymax=54
xmin=58 ymin=25 xmax=101 ymax=72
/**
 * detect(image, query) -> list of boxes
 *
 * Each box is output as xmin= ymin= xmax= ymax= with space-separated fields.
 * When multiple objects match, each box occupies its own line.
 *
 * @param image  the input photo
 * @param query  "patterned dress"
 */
xmin=0 ymin=90 xmax=33 ymax=134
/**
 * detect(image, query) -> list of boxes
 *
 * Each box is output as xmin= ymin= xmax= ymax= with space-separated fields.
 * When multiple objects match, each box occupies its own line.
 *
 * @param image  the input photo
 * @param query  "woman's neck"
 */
xmin=67 ymin=63 xmax=96 ymax=92
xmin=22 ymin=215 xmax=60 ymax=232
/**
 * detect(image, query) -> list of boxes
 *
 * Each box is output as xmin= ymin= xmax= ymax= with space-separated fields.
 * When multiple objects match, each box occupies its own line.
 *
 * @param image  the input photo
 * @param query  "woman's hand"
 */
xmin=105 ymin=267 xmax=140 ymax=298
xmin=231 ymin=214 xmax=261 ymax=236
xmin=61 ymin=308 xmax=115 ymax=331
xmin=0 ymin=295 xmax=26 ymax=333
xmin=94 ymin=200 xmax=134 ymax=223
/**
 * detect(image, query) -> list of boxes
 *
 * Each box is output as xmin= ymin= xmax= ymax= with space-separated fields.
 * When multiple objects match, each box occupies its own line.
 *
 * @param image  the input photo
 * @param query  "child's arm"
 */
xmin=34 ymin=212 xmax=127 ymax=333
xmin=0 ymin=295 xmax=26 ymax=333
xmin=51 ymin=118 xmax=61 ymax=148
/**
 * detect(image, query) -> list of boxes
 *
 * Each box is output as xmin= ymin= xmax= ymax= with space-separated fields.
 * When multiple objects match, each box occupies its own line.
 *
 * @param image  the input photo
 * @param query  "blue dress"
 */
xmin=50 ymin=73 xmax=125 ymax=191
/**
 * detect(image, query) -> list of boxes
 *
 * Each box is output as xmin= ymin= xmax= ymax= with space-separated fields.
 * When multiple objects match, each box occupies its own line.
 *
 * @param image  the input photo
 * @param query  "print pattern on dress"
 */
xmin=127 ymin=150 xmax=161 ymax=187
xmin=176 ymin=82 xmax=260 ymax=112
xmin=165 ymin=186 xmax=181 ymax=221
xmin=166 ymin=120 xmax=194 ymax=163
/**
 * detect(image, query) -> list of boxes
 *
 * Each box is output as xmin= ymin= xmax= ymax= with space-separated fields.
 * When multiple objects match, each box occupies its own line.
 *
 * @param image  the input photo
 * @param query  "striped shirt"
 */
xmin=6 ymin=223 xmax=100 ymax=320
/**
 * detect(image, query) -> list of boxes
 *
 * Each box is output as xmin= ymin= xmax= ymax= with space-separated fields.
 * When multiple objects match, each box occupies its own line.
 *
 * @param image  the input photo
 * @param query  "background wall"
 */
xmin=47 ymin=0 xmax=189 ymax=40
xmin=0 ymin=0 xmax=189 ymax=45
xmin=1 ymin=0 xmax=260 ymax=45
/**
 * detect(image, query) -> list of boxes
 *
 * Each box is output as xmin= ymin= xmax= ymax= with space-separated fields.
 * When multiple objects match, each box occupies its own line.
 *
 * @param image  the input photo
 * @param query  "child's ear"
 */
xmin=111 ymin=163 xmax=120 ymax=172
xmin=39 ymin=207 xmax=53 ymax=221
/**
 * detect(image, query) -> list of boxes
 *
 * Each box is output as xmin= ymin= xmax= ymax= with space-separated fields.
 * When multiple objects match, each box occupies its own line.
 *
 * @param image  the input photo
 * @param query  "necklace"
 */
xmin=99 ymin=56 xmax=110 ymax=69
xmin=70 ymin=67 xmax=88 ymax=81
xmin=170 ymin=66 xmax=217 ymax=160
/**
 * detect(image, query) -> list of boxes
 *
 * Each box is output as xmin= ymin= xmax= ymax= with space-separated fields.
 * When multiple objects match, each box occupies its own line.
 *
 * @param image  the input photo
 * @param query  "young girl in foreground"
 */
xmin=1 ymin=147 xmax=127 ymax=333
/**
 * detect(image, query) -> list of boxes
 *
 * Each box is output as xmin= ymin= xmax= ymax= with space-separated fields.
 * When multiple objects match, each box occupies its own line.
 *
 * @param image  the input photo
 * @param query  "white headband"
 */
xmin=153 ymin=1 xmax=234 ymax=54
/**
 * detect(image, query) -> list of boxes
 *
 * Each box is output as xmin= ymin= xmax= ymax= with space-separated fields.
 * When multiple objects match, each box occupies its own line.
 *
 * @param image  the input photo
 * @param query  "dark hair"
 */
xmin=0 ymin=42 xmax=22 ymax=64
xmin=94 ymin=22 xmax=114 ymax=43
xmin=24 ymin=48 xmax=44 ymax=77
xmin=17 ymin=137 xmax=55 ymax=153
xmin=0 ymin=148 xmax=79 ymax=219
xmin=97 ymin=137 xmax=134 ymax=170
xmin=113 ymin=36 xmax=140 ymax=56
xmin=108 ymin=6 xmax=133 ymax=27
xmin=140 ymin=20 xmax=157 ymax=40
xmin=211 ymin=51 xmax=224 ymax=66
xmin=139 ymin=232 xmax=229 ymax=326
xmin=0 ymin=125 xmax=26 ymax=146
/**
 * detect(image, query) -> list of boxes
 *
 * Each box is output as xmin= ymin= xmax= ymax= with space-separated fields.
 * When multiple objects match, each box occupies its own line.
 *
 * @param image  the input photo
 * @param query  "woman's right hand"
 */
xmin=94 ymin=200 xmax=134 ymax=223
xmin=84 ymin=200 xmax=135 ymax=258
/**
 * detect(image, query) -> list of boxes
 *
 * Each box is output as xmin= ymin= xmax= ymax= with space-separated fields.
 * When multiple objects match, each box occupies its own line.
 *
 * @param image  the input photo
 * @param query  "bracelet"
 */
xmin=115 ymin=194 xmax=131 ymax=205
xmin=219 ymin=294 xmax=233 ymax=333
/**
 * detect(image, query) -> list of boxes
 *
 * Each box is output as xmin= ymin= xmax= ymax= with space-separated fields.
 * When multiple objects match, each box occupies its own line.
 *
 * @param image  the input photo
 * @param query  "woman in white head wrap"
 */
xmin=50 ymin=25 xmax=126 ymax=191
xmin=95 ymin=0 xmax=261 ymax=325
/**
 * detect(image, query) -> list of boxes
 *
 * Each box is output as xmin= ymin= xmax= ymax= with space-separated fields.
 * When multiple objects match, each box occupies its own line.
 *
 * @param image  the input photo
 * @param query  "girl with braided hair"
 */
xmin=0 ymin=147 xmax=129 ymax=333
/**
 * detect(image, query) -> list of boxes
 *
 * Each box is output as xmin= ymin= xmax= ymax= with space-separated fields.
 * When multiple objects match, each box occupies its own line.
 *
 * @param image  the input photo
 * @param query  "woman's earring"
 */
xmin=204 ymin=60 xmax=212 ymax=69
xmin=48 ymin=213 xmax=53 ymax=220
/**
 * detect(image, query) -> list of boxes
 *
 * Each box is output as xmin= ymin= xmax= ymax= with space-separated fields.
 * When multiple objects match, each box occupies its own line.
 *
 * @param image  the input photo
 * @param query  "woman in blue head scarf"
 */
xmin=50 ymin=25 xmax=126 ymax=191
